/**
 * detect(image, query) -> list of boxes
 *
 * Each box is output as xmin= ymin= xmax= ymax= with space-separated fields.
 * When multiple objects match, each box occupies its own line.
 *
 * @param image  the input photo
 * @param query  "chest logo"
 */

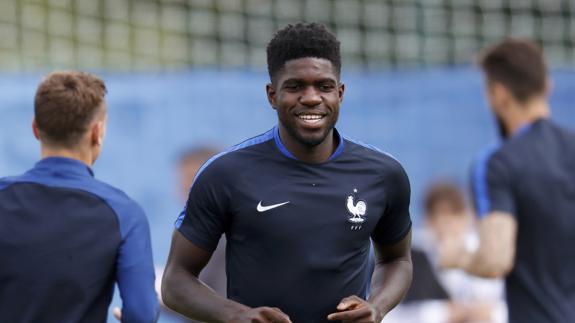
xmin=257 ymin=201 xmax=290 ymax=212
xmin=346 ymin=188 xmax=367 ymax=230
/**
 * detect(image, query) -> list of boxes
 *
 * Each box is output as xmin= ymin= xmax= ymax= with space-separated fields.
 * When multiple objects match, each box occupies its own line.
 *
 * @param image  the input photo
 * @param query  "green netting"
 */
xmin=0 ymin=0 xmax=573 ymax=71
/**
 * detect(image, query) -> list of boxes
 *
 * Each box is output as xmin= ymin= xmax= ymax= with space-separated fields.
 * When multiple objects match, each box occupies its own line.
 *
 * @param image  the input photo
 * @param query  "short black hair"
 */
xmin=479 ymin=39 xmax=547 ymax=103
xmin=266 ymin=22 xmax=341 ymax=82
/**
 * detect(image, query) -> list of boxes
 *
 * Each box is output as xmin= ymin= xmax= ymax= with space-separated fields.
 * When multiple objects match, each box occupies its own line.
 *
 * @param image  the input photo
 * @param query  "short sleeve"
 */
xmin=371 ymin=161 xmax=412 ymax=245
xmin=472 ymin=150 xmax=516 ymax=217
xmin=175 ymin=162 xmax=230 ymax=252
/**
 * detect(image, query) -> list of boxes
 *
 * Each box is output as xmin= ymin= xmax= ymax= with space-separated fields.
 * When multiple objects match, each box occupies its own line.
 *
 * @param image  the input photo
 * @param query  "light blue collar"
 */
xmin=273 ymin=125 xmax=345 ymax=161
xmin=35 ymin=157 xmax=94 ymax=177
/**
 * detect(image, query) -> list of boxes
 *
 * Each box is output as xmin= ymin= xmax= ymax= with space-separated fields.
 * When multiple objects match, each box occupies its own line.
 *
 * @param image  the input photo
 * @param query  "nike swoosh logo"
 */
xmin=257 ymin=201 xmax=290 ymax=212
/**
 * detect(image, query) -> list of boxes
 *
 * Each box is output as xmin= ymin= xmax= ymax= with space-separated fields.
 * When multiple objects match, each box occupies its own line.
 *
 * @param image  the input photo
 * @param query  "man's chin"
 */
xmin=294 ymin=130 xmax=331 ymax=147
xmin=280 ymin=119 xmax=336 ymax=148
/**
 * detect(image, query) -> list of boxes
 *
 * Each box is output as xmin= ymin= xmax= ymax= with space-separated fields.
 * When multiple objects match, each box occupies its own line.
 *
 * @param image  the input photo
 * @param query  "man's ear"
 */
xmin=91 ymin=121 xmax=104 ymax=146
xmin=32 ymin=119 xmax=40 ymax=141
xmin=338 ymin=83 xmax=345 ymax=103
xmin=491 ymin=82 xmax=511 ymax=109
xmin=266 ymin=83 xmax=277 ymax=110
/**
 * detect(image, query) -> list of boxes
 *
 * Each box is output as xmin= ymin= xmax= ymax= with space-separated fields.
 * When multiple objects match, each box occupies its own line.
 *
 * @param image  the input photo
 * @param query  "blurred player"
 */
xmin=386 ymin=182 xmax=506 ymax=323
xmin=162 ymin=23 xmax=413 ymax=323
xmin=441 ymin=39 xmax=575 ymax=322
xmin=0 ymin=72 xmax=158 ymax=322
xmin=158 ymin=146 xmax=227 ymax=323
xmin=177 ymin=146 xmax=227 ymax=297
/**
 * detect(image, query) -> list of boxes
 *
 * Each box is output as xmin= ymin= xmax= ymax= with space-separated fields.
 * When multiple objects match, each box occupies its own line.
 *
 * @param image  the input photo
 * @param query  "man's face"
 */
xmin=178 ymin=158 xmax=204 ymax=200
xmin=267 ymin=57 xmax=344 ymax=147
xmin=427 ymin=202 xmax=469 ymax=241
xmin=484 ymin=80 xmax=510 ymax=138
xmin=91 ymin=103 xmax=108 ymax=163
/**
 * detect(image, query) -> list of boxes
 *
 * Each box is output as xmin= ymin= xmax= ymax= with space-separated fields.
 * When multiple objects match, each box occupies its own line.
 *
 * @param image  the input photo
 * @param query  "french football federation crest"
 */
xmin=346 ymin=189 xmax=367 ymax=230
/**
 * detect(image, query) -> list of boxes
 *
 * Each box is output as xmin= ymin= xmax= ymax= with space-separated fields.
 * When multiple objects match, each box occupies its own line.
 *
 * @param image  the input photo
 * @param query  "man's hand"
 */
xmin=228 ymin=306 xmax=292 ymax=323
xmin=327 ymin=295 xmax=382 ymax=323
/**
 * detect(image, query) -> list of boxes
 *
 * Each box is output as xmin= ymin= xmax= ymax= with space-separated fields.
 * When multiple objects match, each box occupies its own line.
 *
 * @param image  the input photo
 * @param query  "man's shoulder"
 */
xmin=343 ymin=136 xmax=406 ymax=175
xmin=0 ymin=166 xmax=41 ymax=189
xmin=0 ymin=175 xmax=21 ymax=191
xmin=473 ymin=144 xmax=509 ymax=180
xmin=90 ymin=179 xmax=142 ymax=212
xmin=497 ymin=119 xmax=573 ymax=154
xmin=480 ymin=121 xmax=562 ymax=171
xmin=0 ymin=170 xmax=145 ymax=230
xmin=195 ymin=129 xmax=276 ymax=178
xmin=77 ymin=178 xmax=148 ymax=237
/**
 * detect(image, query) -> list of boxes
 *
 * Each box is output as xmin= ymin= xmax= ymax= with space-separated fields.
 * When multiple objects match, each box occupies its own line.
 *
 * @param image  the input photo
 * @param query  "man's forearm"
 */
xmin=162 ymin=268 xmax=248 ymax=323
xmin=461 ymin=249 xmax=509 ymax=278
xmin=367 ymin=257 xmax=413 ymax=317
xmin=458 ymin=212 xmax=516 ymax=278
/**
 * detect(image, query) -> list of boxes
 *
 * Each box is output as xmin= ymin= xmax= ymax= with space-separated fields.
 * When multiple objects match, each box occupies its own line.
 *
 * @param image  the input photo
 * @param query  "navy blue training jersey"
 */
xmin=0 ymin=157 xmax=159 ymax=323
xmin=472 ymin=119 xmax=575 ymax=323
xmin=176 ymin=126 xmax=412 ymax=323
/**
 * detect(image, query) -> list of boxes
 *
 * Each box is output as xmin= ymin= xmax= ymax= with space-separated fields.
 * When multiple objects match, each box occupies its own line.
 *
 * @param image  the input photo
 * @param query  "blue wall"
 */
xmin=2 ymin=68 xmax=575 ymax=255
xmin=1 ymin=68 xmax=573 ymax=320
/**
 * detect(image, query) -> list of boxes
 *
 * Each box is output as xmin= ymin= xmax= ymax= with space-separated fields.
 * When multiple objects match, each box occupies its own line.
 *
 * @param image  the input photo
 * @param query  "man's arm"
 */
xmin=162 ymin=230 xmax=292 ymax=323
xmin=441 ymin=211 xmax=517 ymax=278
xmin=115 ymin=206 xmax=159 ymax=323
xmin=453 ymin=148 xmax=518 ymax=278
xmin=328 ymin=231 xmax=413 ymax=322
xmin=369 ymin=231 xmax=413 ymax=316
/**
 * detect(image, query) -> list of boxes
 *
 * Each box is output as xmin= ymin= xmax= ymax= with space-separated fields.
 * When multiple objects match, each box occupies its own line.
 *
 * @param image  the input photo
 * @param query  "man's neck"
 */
xmin=278 ymin=127 xmax=337 ymax=164
xmin=506 ymin=98 xmax=550 ymax=136
xmin=40 ymin=146 xmax=93 ymax=167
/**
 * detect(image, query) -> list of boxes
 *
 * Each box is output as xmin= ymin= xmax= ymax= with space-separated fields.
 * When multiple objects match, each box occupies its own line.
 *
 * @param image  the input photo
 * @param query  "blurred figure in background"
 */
xmin=178 ymin=147 xmax=227 ymax=298
xmin=159 ymin=146 xmax=226 ymax=323
xmin=441 ymin=39 xmax=575 ymax=323
xmin=0 ymin=71 xmax=158 ymax=322
xmin=385 ymin=182 xmax=506 ymax=323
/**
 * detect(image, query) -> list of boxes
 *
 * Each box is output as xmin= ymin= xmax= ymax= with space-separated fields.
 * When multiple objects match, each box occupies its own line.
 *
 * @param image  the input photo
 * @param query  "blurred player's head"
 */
xmin=266 ymin=22 xmax=344 ymax=148
xmin=424 ymin=182 xmax=470 ymax=240
xmin=479 ymin=39 xmax=550 ymax=138
xmin=33 ymin=71 xmax=107 ymax=164
xmin=177 ymin=146 xmax=219 ymax=200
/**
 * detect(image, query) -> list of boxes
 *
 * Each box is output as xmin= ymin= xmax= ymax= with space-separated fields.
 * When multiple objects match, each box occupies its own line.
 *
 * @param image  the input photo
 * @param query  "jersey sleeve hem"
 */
xmin=372 ymin=220 xmax=412 ymax=245
xmin=176 ymin=226 xmax=218 ymax=252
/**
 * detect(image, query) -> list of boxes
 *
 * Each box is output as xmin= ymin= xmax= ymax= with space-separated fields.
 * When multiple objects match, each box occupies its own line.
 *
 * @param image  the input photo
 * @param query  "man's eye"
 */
xmin=319 ymin=84 xmax=335 ymax=91
xmin=284 ymin=84 xmax=300 ymax=90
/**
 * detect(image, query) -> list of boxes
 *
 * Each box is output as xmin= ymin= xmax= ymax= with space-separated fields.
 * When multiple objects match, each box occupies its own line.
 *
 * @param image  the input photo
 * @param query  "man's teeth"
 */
xmin=298 ymin=114 xmax=324 ymax=121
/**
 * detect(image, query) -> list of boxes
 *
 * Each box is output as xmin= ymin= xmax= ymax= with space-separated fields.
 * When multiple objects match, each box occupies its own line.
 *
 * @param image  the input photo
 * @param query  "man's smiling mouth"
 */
xmin=296 ymin=113 xmax=326 ymax=125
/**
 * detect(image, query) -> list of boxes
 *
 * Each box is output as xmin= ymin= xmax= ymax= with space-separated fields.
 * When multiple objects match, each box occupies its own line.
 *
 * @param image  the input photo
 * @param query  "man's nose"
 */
xmin=299 ymin=86 xmax=322 ymax=107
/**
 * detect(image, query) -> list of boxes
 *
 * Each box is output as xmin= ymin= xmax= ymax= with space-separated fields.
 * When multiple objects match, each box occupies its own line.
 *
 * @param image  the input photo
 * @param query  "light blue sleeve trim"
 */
xmin=114 ymin=201 xmax=159 ymax=323
xmin=175 ymin=210 xmax=186 ymax=229
xmin=473 ymin=146 xmax=498 ymax=217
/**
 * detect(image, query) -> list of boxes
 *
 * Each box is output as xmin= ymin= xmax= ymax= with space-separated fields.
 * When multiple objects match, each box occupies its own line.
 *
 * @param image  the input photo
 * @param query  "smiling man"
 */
xmin=162 ymin=23 xmax=413 ymax=323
